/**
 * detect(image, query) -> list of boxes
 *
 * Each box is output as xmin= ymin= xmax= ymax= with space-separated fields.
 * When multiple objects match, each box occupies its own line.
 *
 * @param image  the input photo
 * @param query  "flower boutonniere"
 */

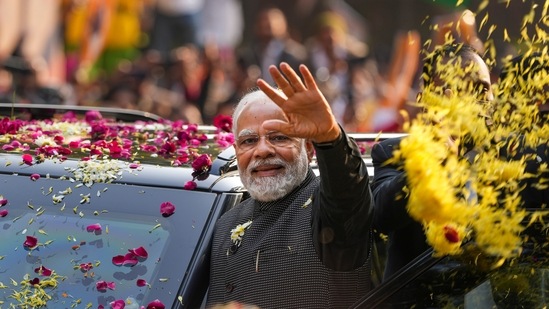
xmin=230 ymin=220 xmax=252 ymax=247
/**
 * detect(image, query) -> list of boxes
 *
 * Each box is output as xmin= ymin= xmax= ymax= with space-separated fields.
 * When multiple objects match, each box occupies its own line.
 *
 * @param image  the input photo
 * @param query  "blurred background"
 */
xmin=0 ymin=0 xmax=545 ymax=132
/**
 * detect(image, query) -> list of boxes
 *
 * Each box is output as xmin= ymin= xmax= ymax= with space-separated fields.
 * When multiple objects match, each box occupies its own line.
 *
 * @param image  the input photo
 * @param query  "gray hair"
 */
xmin=232 ymin=89 xmax=282 ymax=135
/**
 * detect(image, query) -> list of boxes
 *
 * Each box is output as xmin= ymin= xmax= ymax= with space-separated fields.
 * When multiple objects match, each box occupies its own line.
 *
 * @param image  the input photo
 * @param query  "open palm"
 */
xmin=257 ymin=63 xmax=341 ymax=143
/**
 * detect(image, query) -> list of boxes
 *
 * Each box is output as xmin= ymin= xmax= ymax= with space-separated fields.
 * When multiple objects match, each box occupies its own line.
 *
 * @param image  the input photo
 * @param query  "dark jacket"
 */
xmin=498 ymin=135 xmax=549 ymax=208
xmin=207 ymin=131 xmax=373 ymax=308
xmin=371 ymin=137 xmax=429 ymax=280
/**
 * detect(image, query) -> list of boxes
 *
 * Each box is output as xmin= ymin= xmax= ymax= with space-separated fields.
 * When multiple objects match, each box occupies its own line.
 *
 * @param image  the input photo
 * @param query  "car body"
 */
xmin=0 ymin=104 xmax=245 ymax=308
xmin=1 ymin=104 xmax=546 ymax=309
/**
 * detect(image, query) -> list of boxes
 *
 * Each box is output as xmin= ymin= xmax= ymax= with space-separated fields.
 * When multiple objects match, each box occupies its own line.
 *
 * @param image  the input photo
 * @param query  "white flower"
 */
xmin=230 ymin=220 xmax=252 ymax=246
xmin=34 ymin=136 xmax=57 ymax=147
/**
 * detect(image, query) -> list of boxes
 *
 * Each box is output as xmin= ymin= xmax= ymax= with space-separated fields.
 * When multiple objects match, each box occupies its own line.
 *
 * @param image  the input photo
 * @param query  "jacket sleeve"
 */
xmin=371 ymin=137 xmax=415 ymax=233
xmin=312 ymin=129 xmax=373 ymax=271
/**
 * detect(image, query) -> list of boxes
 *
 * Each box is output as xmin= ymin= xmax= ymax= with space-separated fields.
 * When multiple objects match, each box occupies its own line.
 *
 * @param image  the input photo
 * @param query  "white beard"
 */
xmin=241 ymin=151 xmax=309 ymax=202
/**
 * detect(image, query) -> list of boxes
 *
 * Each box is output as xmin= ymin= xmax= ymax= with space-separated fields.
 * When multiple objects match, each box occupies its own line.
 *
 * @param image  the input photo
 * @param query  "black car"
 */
xmin=0 ymin=104 xmax=246 ymax=308
xmin=1 ymin=104 xmax=546 ymax=309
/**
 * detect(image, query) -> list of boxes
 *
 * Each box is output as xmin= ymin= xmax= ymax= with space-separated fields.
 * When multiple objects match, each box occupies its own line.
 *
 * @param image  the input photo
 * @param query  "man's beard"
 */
xmin=241 ymin=152 xmax=309 ymax=202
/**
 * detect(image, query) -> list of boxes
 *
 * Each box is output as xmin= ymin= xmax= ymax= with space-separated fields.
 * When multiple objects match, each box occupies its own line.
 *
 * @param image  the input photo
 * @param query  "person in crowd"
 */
xmin=206 ymin=62 xmax=374 ymax=308
xmin=63 ymin=0 xmax=114 ymax=84
xmin=371 ymin=43 xmax=494 ymax=281
xmin=237 ymin=7 xmax=307 ymax=86
xmin=0 ymin=56 xmax=64 ymax=105
xmin=354 ymin=30 xmax=421 ymax=133
xmin=0 ymin=0 xmax=65 ymax=87
xmin=431 ymin=9 xmax=485 ymax=55
xmin=304 ymin=10 xmax=369 ymax=129
xmin=146 ymin=0 xmax=205 ymax=62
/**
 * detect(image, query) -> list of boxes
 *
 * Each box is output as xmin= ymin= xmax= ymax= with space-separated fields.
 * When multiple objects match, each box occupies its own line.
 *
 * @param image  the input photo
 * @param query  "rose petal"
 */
xmin=191 ymin=154 xmax=212 ymax=171
xmin=137 ymin=279 xmax=147 ymax=287
xmin=112 ymin=255 xmax=126 ymax=266
xmin=23 ymin=235 xmax=38 ymax=249
xmin=160 ymin=202 xmax=175 ymax=217
xmin=146 ymin=299 xmax=165 ymax=309
xmin=110 ymin=300 xmax=125 ymax=309
xmin=96 ymin=280 xmax=115 ymax=292
xmin=22 ymin=154 xmax=33 ymax=165
xmin=29 ymin=278 xmax=40 ymax=285
xmin=107 ymin=281 xmax=116 ymax=290
xmin=129 ymin=246 xmax=148 ymax=259
xmin=34 ymin=265 xmax=52 ymax=276
xmin=86 ymin=223 xmax=102 ymax=233
xmin=183 ymin=180 xmax=197 ymax=190
xmin=444 ymin=226 xmax=460 ymax=243
xmin=30 ymin=173 xmax=40 ymax=181
xmin=0 ymin=209 xmax=7 ymax=217
xmin=80 ymin=262 xmax=93 ymax=271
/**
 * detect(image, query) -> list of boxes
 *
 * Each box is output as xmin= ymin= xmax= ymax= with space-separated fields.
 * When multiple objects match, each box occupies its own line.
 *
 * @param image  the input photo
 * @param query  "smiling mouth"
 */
xmin=252 ymin=164 xmax=284 ymax=176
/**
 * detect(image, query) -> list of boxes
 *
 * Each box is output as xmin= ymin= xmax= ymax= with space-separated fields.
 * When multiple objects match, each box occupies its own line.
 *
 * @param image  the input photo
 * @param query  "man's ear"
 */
xmin=306 ymin=140 xmax=315 ymax=162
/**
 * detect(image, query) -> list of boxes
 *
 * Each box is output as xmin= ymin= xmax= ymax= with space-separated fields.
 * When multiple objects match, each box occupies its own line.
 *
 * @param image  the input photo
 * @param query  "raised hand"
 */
xmin=257 ymin=62 xmax=341 ymax=143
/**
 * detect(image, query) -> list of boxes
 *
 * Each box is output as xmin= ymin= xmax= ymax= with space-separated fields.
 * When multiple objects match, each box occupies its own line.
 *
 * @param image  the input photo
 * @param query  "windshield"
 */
xmin=0 ymin=173 xmax=219 ymax=308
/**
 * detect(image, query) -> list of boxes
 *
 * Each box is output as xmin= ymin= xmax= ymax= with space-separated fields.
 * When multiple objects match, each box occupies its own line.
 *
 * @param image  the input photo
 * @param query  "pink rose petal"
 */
xmin=86 ymin=223 xmax=102 ymax=234
xmin=112 ymin=255 xmax=125 ymax=266
xmin=34 ymin=265 xmax=52 ymax=276
xmin=22 ymin=154 xmax=33 ymax=165
xmin=160 ymin=202 xmax=175 ymax=217
xmin=96 ymin=280 xmax=116 ymax=292
xmin=110 ymin=299 xmax=125 ymax=309
xmin=23 ymin=235 xmax=38 ymax=249
xmin=183 ymin=180 xmax=197 ymax=190
xmin=129 ymin=246 xmax=148 ymax=259
xmin=29 ymin=278 xmax=40 ymax=285
xmin=146 ymin=299 xmax=165 ymax=309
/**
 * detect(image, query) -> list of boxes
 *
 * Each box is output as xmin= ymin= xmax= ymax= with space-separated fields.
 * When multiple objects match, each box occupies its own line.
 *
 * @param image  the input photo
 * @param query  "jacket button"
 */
xmin=226 ymin=283 xmax=235 ymax=293
xmin=229 ymin=244 xmax=238 ymax=254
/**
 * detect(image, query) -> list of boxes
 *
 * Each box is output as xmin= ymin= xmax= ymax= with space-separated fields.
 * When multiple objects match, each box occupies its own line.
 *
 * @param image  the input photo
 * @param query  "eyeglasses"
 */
xmin=235 ymin=132 xmax=300 ymax=152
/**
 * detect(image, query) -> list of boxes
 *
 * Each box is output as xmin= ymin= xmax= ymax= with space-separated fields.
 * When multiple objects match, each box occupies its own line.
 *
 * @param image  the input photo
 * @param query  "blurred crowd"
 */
xmin=0 ymin=0 xmax=495 ymax=132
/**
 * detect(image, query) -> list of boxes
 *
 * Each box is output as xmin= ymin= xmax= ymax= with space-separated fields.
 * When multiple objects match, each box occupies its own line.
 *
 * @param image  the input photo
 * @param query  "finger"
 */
xmin=268 ymin=65 xmax=295 ymax=97
xmin=257 ymin=78 xmax=287 ymax=106
xmin=262 ymin=119 xmax=296 ymax=136
xmin=299 ymin=64 xmax=320 ymax=91
xmin=280 ymin=62 xmax=306 ymax=92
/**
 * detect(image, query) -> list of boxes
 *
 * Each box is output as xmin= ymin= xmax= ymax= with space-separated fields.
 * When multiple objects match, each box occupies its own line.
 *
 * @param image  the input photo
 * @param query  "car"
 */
xmin=0 ymin=104 xmax=244 ymax=308
xmin=2 ymin=104 xmax=545 ymax=309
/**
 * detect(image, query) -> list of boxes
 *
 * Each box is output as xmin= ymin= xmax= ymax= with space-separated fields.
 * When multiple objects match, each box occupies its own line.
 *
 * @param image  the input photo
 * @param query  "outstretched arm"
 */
xmin=259 ymin=62 xmax=373 ymax=271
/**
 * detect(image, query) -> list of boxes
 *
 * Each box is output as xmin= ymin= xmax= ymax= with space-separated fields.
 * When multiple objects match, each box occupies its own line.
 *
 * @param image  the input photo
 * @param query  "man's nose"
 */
xmin=253 ymin=136 xmax=276 ymax=157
